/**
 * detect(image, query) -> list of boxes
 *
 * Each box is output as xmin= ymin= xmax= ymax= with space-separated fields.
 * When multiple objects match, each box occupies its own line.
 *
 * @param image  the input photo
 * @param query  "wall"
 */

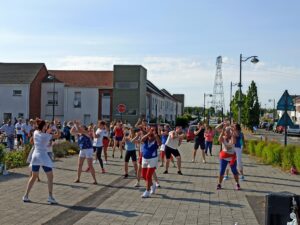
xmin=41 ymin=82 xmax=65 ymax=121
xmin=0 ymin=84 xmax=30 ymax=122
xmin=64 ymin=87 xmax=99 ymax=124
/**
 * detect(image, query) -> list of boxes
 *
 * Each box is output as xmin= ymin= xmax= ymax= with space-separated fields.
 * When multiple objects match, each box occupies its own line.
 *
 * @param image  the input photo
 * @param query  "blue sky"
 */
xmin=0 ymin=0 xmax=299 ymax=109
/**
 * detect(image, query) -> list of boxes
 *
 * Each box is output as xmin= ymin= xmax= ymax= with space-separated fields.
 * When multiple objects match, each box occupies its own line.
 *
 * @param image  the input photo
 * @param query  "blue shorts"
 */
xmin=32 ymin=165 xmax=52 ymax=173
xmin=115 ymin=136 xmax=123 ymax=142
xmin=219 ymin=159 xmax=238 ymax=176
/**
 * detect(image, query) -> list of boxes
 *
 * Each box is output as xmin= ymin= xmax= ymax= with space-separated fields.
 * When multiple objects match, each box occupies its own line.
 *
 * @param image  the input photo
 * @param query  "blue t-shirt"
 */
xmin=125 ymin=140 xmax=136 ymax=151
xmin=161 ymin=134 xmax=168 ymax=144
xmin=78 ymin=134 xmax=92 ymax=149
xmin=142 ymin=140 xmax=158 ymax=159
xmin=235 ymin=132 xmax=244 ymax=148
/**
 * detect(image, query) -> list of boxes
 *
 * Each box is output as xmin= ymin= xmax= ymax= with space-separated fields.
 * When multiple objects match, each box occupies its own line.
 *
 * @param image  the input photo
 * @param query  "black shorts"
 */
xmin=165 ymin=145 xmax=181 ymax=159
xmin=194 ymin=140 xmax=205 ymax=150
xmin=125 ymin=151 xmax=137 ymax=163
xmin=17 ymin=134 xmax=23 ymax=143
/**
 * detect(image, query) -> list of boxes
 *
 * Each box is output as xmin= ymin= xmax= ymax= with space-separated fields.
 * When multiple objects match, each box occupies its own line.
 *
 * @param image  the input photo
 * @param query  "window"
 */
xmin=101 ymin=93 xmax=110 ymax=120
xmin=115 ymin=82 xmax=138 ymax=89
xmin=47 ymin=92 xmax=58 ymax=105
xmin=18 ymin=113 xmax=24 ymax=119
xmin=74 ymin=92 xmax=81 ymax=108
xmin=13 ymin=90 xmax=22 ymax=96
xmin=83 ymin=114 xmax=91 ymax=125
xmin=3 ymin=113 xmax=12 ymax=122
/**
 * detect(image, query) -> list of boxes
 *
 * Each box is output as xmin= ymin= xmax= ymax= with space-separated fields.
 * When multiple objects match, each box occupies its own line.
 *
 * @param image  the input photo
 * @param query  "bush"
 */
xmin=0 ymin=144 xmax=6 ymax=164
xmin=255 ymin=141 xmax=266 ymax=157
xmin=282 ymin=145 xmax=296 ymax=170
xmin=5 ymin=150 xmax=28 ymax=169
xmin=213 ymin=132 xmax=219 ymax=145
xmin=293 ymin=147 xmax=300 ymax=172
xmin=261 ymin=142 xmax=279 ymax=164
xmin=266 ymin=144 xmax=283 ymax=166
xmin=247 ymin=140 xmax=258 ymax=155
xmin=53 ymin=141 xmax=79 ymax=158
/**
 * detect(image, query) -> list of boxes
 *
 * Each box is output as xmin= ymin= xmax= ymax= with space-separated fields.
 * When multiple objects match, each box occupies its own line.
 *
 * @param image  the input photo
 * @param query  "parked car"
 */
xmin=186 ymin=125 xmax=197 ymax=142
xmin=287 ymin=125 xmax=300 ymax=135
xmin=273 ymin=122 xmax=285 ymax=133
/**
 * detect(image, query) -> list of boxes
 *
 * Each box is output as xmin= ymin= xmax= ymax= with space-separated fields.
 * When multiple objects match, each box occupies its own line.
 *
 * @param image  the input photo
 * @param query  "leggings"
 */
xmin=142 ymin=168 xmax=155 ymax=182
xmin=205 ymin=141 xmax=213 ymax=154
xmin=219 ymin=159 xmax=238 ymax=176
xmin=94 ymin=147 xmax=104 ymax=169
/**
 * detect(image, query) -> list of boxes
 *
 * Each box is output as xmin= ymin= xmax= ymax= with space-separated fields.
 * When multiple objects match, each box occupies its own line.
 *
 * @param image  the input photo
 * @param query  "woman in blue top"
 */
xmin=234 ymin=124 xmax=245 ymax=180
xmin=71 ymin=121 xmax=97 ymax=184
xmin=123 ymin=128 xmax=139 ymax=178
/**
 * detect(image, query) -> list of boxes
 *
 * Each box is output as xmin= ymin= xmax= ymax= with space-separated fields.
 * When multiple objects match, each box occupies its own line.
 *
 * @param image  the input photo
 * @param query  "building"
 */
xmin=42 ymin=70 xmax=113 ymax=124
xmin=0 ymin=63 xmax=48 ymax=122
xmin=0 ymin=63 xmax=184 ymax=125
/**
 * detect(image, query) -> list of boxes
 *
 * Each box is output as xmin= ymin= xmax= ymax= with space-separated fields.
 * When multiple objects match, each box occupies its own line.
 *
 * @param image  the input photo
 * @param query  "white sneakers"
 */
xmin=150 ymin=184 xmax=156 ymax=195
xmin=141 ymin=190 xmax=151 ymax=198
xmin=22 ymin=196 xmax=30 ymax=203
xmin=47 ymin=196 xmax=58 ymax=204
xmin=93 ymin=160 xmax=98 ymax=164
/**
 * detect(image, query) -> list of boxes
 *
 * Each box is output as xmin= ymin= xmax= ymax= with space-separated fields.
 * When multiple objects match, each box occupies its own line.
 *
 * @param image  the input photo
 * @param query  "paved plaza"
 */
xmin=1 ymin=142 xmax=300 ymax=225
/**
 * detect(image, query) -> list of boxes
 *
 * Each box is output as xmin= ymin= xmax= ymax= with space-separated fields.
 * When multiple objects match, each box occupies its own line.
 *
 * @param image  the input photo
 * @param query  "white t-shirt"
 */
xmin=15 ymin=123 xmax=24 ymax=135
xmin=165 ymin=131 xmax=180 ymax=150
xmin=93 ymin=128 xmax=104 ymax=147
xmin=30 ymin=130 xmax=53 ymax=168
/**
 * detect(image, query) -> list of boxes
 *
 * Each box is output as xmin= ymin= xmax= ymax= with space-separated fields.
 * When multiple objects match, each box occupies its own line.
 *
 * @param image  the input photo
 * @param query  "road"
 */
xmin=246 ymin=129 xmax=300 ymax=146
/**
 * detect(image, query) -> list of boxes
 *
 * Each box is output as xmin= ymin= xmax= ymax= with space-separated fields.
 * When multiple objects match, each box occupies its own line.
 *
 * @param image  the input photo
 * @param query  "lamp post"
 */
xmin=47 ymin=74 xmax=56 ymax=121
xmin=230 ymin=82 xmax=239 ymax=124
xmin=268 ymin=99 xmax=276 ymax=122
xmin=238 ymin=54 xmax=259 ymax=124
xmin=204 ymin=93 xmax=213 ymax=124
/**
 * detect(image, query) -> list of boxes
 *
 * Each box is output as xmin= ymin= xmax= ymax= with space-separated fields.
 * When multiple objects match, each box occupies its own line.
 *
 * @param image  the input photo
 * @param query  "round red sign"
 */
xmin=117 ymin=104 xmax=126 ymax=113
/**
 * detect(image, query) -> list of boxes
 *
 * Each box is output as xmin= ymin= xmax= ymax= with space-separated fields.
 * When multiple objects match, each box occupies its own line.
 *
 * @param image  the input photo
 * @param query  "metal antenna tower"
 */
xmin=212 ymin=56 xmax=225 ymax=114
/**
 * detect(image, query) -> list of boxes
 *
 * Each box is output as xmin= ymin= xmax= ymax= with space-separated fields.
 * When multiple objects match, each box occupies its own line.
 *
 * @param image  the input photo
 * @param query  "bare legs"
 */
xmin=75 ymin=157 xmax=97 ymax=184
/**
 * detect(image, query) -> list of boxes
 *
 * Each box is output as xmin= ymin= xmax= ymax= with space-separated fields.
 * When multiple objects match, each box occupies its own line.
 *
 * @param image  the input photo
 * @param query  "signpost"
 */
xmin=277 ymin=90 xmax=295 ymax=146
xmin=117 ymin=104 xmax=126 ymax=122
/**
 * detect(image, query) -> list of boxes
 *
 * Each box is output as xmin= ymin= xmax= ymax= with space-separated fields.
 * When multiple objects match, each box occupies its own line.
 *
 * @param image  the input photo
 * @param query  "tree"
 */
xmin=230 ymin=90 xmax=246 ymax=123
xmin=244 ymin=81 xmax=260 ymax=130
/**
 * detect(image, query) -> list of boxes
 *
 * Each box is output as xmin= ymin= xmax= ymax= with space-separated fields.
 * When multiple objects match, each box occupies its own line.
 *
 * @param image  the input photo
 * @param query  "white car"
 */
xmin=287 ymin=125 xmax=300 ymax=135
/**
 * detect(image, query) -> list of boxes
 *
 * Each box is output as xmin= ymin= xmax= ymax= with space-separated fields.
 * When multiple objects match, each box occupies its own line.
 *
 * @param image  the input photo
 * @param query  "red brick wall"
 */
xmin=29 ymin=65 xmax=48 ymax=119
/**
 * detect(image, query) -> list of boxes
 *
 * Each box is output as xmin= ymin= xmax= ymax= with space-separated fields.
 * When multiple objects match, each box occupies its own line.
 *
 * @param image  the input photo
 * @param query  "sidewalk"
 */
xmin=1 ymin=142 xmax=300 ymax=225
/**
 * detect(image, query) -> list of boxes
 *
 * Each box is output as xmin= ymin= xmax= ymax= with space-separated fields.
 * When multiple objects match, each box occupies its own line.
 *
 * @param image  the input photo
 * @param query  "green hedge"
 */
xmin=1 ymin=141 xmax=79 ymax=171
xmin=245 ymin=140 xmax=300 ymax=172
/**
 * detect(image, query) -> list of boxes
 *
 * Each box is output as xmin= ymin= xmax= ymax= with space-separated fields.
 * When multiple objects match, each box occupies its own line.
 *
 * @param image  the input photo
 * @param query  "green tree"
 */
xmin=244 ymin=81 xmax=260 ymax=130
xmin=230 ymin=90 xmax=246 ymax=123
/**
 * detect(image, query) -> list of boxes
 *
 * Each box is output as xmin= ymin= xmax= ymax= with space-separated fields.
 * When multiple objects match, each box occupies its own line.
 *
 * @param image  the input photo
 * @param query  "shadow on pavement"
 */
xmin=54 ymin=182 xmax=89 ymax=190
xmin=156 ymin=193 xmax=243 ymax=208
xmin=0 ymin=172 xmax=28 ymax=181
xmin=246 ymin=174 xmax=300 ymax=183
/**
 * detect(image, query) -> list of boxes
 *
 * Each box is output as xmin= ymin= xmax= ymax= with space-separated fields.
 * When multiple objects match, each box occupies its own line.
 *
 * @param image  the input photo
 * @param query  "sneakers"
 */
xmin=101 ymin=168 xmax=106 ymax=174
xmin=47 ymin=196 xmax=58 ymax=204
xmin=141 ymin=190 xmax=151 ymax=198
xmin=217 ymin=184 xmax=222 ymax=190
xmin=155 ymin=182 xmax=160 ymax=188
xmin=150 ymin=184 xmax=156 ymax=194
xmin=93 ymin=160 xmax=98 ymax=164
xmin=134 ymin=181 xmax=140 ymax=187
xmin=177 ymin=171 xmax=183 ymax=175
xmin=236 ymin=183 xmax=241 ymax=190
xmin=223 ymin=175 xmax=229 ymax=181
xmin=160 ymin=164 xmax=164 ymax=167
xmin=240 ymin=175 xmax=245 ymax=181
xmin=104 ymin=161 xmax=107 ymax=165
xmin=22 ymin=196 xmax=30 ymax=203
xmin=202 ymin=160 xmax=206 ymax=163
xmin=124 ymin=174 xmax=128 ymax=178
xmin=191 ymin=159 xmax=195 ymax=163
xmin=163 ymin=170 xmax=168 ymax=174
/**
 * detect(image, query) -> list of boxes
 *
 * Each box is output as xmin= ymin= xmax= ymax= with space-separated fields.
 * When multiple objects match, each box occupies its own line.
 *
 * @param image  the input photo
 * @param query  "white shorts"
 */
xmin=79 ymin=148 xmax=94 ymax=159
xmin=160 ymin=144 xmax=165 ymax=151
xmin=142 ymin=157 xmax=158 ymax=168
xmin=235 ymin=147 xmax=243 ymax=169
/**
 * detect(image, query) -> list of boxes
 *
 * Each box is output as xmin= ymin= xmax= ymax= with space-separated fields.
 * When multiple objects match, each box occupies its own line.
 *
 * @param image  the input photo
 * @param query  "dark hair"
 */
xmin=37 ymin=119 xmax=46 ymax=131
xmin=235 ymin=123 xmax=241 ymax=131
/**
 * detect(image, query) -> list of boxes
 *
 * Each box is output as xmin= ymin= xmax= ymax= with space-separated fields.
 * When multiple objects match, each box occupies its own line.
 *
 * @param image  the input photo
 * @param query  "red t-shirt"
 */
xmin=115 ymin=127 xmax=123 ymax=137
xmin=204 ymin=131 xmax=214 ymax=142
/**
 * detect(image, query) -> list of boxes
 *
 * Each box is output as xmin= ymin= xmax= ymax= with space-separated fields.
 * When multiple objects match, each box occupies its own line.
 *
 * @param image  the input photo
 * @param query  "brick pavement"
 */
xmin=1 ymin=142 xmax=300 ymax=225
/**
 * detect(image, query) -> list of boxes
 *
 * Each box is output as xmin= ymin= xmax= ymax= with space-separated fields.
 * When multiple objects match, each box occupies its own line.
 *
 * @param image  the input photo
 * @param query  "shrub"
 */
xmin=5 ymin=150 xmax=28 ymax=169
xmin=247 ymin=140 xmax=258 ymax=155
xmin=53 ymin=141 xmax=79 ymax=158
xmin=266 ymin=144 xmax=283 ymax=166
xmin=293 ymin=147 xmax=300 ymax=172
xmin=281 ymin=145 xmax=296 ymax=170
xmin=213 ymin=132 xmax=219 ymax=145
xmin=261 ymin=142 xmax=280 ymax=164
xmin=254 ymin=141 xmax=266 ymax=157
xmin=0 ymin=144 xmax=6 ymax=164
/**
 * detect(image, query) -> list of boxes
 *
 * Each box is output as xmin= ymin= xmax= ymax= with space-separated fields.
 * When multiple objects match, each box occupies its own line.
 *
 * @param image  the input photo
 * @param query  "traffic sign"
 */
xmin=277 ymin=111 xmax=294 ymax=127
xmin=277 ymin=90 xmax=295 ymax=111
xmin=117 ymin=104 xmax=126 ymax=113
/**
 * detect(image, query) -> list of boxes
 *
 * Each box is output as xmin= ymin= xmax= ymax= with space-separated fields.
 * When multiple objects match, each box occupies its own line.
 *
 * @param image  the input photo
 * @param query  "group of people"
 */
xmin=21 ymin=117 xmax=245 ymax=204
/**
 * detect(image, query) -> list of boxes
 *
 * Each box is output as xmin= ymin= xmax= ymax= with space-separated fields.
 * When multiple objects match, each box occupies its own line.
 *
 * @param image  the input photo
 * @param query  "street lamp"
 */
xmin=238 ymin=54 xmax=259 ymax=124
xmin=268 ymin=99 xmax=276 ymax=122
xmin=230 ymin=82 xmax=239 ymax=124
xmin=47 ymin=74 xmax=56 ymax=121
xmin=204 ymin=93 xmax=213 ymax=123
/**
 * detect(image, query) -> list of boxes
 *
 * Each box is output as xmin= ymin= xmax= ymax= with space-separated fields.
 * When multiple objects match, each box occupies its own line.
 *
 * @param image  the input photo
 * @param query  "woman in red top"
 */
xmin=112 ymin=121 xmax=124 ymax=158
xmin=204 ymin=125 xmax=214 ymax=156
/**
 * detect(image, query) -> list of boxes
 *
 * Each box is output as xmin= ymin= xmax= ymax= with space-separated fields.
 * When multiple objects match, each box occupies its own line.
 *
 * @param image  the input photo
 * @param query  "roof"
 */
xmin=161 ymin=88 xmax=177 ymax=101
xmin=47 ymin=70 xmax=113 ymax=88
xmin=146 ymin=80 xmax=165 ymax=97
xmin=0 ymin=63 xmax=45 ymax=84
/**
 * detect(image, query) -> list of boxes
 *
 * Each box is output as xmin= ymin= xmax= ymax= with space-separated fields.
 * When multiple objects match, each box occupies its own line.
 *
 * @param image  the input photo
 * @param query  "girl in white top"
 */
xmin=23 ymin=119 xmax=61 ymax=204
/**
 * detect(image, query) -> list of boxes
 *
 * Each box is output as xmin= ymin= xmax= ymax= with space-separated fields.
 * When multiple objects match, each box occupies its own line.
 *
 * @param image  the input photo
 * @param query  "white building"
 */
xmin=0 ymin=63 xmax=48 ymax=122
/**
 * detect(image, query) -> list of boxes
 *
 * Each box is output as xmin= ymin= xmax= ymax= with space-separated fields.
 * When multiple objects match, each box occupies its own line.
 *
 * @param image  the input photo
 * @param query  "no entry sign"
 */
xmin=117 ymin=104 xmax=126 ymax=113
